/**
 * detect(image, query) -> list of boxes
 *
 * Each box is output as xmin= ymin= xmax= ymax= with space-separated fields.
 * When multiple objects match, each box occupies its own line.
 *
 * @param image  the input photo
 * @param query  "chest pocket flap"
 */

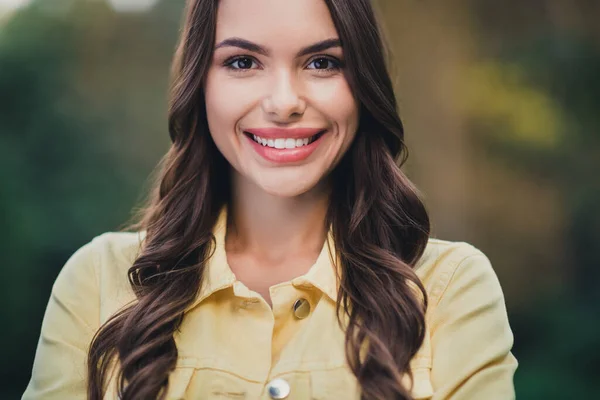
xmin=165 ymin=357 xmax=197 ymax=400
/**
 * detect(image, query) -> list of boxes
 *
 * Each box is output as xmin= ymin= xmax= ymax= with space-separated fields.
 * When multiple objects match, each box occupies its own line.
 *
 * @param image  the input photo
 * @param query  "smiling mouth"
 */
xmin=243 ymin=130 xmax=327 ymax=149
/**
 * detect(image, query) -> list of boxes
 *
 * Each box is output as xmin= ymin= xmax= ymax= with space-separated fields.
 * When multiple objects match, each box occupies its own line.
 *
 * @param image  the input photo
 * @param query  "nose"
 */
xmin=261 ymin=70 xmax=306 ymax=120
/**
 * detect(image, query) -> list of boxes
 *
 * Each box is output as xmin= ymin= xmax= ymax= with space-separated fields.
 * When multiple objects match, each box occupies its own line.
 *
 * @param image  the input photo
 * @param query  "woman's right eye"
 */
xmin=223 ymin=56 xmax=258 ymax=72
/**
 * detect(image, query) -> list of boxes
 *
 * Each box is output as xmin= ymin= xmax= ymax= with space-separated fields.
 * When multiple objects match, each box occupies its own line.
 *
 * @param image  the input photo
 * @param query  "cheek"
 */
xmin=328 ymin=87 xmax=360 ymax=163
xmin=203 ymin=74 xmax=242 ymax=168
xmin=204 ymin=70 xmax=252 ymax=140
xmin=311 ymin=77 xmax=359 ymax=135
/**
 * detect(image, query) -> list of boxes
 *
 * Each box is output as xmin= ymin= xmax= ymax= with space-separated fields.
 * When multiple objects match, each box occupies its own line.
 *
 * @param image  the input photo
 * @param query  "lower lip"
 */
xmin=245 ymin=131 xmax=326 ymax=164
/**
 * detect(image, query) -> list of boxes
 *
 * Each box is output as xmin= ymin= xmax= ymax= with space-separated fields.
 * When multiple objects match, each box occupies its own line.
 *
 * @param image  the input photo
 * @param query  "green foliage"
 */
xmin=0 ymin=2 xmax=179 ymax=395
xmin=465 ymin=33 xmax=600 ymax=398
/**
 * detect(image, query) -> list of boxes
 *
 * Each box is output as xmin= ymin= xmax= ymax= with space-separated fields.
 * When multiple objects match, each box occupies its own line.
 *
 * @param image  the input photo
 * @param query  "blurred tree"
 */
xmin=0 ymin=0 xmax=183 ymax=396
xmin=462 ymin=10 xmax=600 ymax=398
xmin=0 ymin=4 xmax=119 ymax=396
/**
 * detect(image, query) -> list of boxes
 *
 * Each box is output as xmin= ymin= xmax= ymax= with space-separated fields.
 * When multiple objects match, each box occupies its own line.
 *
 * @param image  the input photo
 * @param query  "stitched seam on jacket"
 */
xmin=433 ymin=252 xmax=485 ymax=308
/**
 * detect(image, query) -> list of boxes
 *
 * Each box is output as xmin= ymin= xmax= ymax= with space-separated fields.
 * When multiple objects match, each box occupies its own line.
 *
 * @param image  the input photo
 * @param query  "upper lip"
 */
xmin=244 ymin=127 xmax=326 ymax=139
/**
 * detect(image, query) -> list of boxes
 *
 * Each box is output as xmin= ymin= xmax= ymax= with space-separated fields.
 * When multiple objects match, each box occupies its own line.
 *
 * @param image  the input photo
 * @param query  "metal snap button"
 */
xmin=292 ymin=298 xmax=311 ymax=319
xmin=267 ymin=378 xmax=290 ymax=399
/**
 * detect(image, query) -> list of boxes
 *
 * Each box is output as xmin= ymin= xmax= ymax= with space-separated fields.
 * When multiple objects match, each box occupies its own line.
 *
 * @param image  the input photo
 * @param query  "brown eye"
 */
xmin=307 ymin=56 xmax=342 ymax=73
xmin=224 ymin=56 xmax=258 ymax=71
xmin=312 ymin=58 xmax=331 ymax=69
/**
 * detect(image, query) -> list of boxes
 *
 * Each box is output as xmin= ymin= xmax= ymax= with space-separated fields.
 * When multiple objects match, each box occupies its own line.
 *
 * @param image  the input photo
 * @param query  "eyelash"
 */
xmin=222 ymin=55 xmax=343 ymax=74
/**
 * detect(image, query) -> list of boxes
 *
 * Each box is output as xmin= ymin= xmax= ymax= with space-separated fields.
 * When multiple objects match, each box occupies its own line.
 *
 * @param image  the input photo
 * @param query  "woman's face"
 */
xmin=204 ymin=0 xmax=360 ymax=198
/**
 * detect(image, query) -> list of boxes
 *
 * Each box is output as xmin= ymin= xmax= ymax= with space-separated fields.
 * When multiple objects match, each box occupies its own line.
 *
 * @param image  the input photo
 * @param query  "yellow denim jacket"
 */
xmin=23 ymin=209 xmax=517 ymax=399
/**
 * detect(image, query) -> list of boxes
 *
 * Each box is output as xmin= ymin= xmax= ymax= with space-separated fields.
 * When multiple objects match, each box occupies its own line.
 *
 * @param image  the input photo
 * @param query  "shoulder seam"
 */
xmin=433 ymin=251 xmax=487 ymax=308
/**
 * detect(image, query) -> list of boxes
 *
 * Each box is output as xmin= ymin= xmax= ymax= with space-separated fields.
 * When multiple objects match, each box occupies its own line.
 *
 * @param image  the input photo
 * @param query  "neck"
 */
xmin=226 ymin=171 xmax=329 ymax=263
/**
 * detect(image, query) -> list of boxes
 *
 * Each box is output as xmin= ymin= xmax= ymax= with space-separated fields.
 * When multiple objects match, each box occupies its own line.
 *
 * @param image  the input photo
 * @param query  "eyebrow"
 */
xmin=214 ymin=37 xmax=342 ymax=58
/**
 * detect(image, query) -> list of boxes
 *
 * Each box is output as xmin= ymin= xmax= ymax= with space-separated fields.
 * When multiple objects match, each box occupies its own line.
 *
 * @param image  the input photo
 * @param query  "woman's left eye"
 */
xmin=307 ymin=56 xmax=342 ymax=72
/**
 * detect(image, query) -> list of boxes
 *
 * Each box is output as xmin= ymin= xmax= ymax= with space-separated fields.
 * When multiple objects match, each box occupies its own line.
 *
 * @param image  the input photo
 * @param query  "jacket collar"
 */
xmin=185 ymin=206 xmax=340 ymax=312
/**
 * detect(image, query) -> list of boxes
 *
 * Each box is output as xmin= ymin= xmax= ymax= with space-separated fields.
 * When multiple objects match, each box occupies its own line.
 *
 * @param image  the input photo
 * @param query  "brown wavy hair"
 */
xmin=86 ymin=0 xmax=430 ymax=399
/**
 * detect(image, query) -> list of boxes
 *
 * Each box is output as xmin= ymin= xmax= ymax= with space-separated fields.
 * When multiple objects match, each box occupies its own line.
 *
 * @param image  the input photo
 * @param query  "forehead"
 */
xmin=215 ymin=0 xmax=339 ymax=48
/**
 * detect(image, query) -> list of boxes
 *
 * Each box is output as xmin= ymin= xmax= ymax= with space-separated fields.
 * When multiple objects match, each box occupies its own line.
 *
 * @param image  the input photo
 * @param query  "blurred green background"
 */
xmin=1 ymin=0 xmax=598 ymax=398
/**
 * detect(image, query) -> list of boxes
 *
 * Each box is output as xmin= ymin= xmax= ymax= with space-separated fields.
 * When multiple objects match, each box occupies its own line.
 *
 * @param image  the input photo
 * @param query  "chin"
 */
xmin=254 ymin=171 xmax=323 ymax=198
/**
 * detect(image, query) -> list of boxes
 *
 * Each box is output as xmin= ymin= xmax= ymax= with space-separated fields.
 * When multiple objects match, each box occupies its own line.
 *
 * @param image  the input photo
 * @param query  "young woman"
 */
xmin=23 ymin=0 xmax=517 ymax=399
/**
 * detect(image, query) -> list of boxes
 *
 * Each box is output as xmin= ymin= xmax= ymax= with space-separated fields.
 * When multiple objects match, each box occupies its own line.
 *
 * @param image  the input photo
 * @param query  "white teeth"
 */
xmin=249 ymin=132 xmax=321 ymax=148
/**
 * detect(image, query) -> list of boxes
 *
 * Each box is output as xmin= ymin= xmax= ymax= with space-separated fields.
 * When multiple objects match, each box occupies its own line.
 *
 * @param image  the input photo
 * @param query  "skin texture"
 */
xmin=204 ymin=0 xmax=359 ymax=198
xmin=203 ymin=0 xmax=360 ymax=305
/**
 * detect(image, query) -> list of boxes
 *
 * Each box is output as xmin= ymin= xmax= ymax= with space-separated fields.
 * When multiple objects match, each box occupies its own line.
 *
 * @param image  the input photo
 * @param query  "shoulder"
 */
xmin=412 ymin=239 xmax=517 ymax=397
xmin=414 ymin=239 xmax=517 ymax=397
xmin=66 ymin=230 xmax=144 ymax=280
xmin=56 ymin=231 xmax=146 ymax=321
xmin=91 ymin=230 xmax=146 ymax=271
xmin=414 ymin=238 xmax=501 ymax=308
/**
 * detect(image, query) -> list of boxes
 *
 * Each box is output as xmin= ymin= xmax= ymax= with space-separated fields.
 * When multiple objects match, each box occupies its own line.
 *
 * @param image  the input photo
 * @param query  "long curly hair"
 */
xmin=86 ymin=0 xmax=431 ymax=399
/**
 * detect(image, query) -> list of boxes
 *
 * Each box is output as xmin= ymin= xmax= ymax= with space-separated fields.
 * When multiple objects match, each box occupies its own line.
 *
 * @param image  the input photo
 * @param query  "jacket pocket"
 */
xmin=309 ymin=366 xmax=360 ymax=400
xmin=165 ymin=357 xmax=198 ymax=400
xmin=167 ymin=357 xmax=263 ymax=399
xmin=103 ymin=357 xmax=199 ymax=400
xmin=309 ymin=365 xmax=433 ymax=400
